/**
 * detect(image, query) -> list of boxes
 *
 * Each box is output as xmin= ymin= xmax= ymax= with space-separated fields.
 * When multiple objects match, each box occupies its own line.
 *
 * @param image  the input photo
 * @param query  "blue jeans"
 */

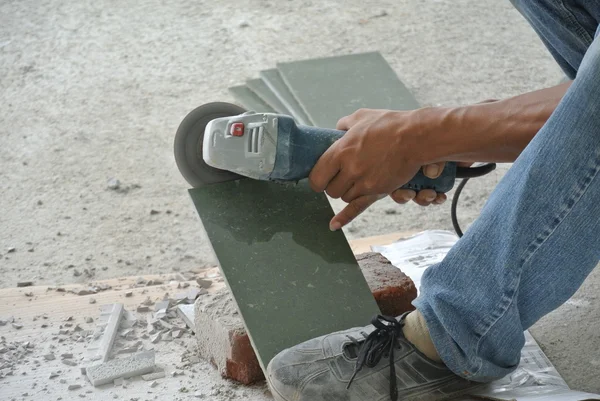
xmin=413 ymin=0 xmax=600 ymax=382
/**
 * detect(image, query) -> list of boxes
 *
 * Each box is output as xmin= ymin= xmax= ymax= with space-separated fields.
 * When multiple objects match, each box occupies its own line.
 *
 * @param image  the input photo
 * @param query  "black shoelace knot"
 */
xmin=346 ymin=314 xmax=406 ymax=401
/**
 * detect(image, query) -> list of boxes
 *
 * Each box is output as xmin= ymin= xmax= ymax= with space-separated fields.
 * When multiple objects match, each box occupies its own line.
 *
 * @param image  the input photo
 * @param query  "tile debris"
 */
xmin=1 ymin=278 xmax=211 ymax=397
xmin=141 ymin=370 xmax=165 ymax=381
xmin=86 ymin=351 xmax=155 ymax=386
xmin=196 ymin=278 xmax=212 ymax=289
xmin=85 ymin=303 xmax=124 ymax=363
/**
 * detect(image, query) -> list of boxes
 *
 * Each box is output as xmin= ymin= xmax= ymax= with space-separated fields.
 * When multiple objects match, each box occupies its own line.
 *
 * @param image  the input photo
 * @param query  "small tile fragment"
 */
xmin=141 ymin=371 xmax=165 ymax=381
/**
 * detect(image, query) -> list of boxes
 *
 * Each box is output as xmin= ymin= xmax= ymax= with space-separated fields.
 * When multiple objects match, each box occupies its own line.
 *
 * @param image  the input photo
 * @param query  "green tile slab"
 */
xmin=189 ymin=179 xmax=379 ymax=370
xmin=259 ymin=68 xmax=313 ymax=126
xmin=246 ymin=78 xmax=292 ymax=116
xmin=277 ymin=52 xmax=420 ymax=128
xmin=228 ymin=85 xmax=276 ymax=113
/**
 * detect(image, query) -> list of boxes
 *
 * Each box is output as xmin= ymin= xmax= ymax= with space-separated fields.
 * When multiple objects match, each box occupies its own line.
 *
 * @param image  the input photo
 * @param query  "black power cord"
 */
xmin=451 ymin=163 xmax=497 ymax=238
xmin=451 ymin=178 xmax=469 ymax=237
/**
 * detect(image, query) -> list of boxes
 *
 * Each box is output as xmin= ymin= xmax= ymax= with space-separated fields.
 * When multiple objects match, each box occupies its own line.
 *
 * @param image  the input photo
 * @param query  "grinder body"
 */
xmin=203 ymin=111 xmax=457 ymax=192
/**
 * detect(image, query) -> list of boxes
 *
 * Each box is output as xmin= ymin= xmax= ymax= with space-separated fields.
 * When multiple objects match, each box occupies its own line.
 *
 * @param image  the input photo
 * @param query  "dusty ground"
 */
xmin=2 ymin=0 xmax=598 ymax=395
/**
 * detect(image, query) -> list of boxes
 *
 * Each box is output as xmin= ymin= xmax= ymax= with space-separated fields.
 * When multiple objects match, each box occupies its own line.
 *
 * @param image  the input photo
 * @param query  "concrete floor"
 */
xmin=530 ymin=265 xmax=600 ymax=393
xmin=1 ymin=0 xmax=598 ymax=394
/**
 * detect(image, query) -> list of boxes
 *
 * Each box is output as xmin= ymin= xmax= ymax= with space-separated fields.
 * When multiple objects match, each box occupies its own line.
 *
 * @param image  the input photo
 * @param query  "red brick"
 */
xmin=194 ymin=285 xmax=265 ymax=384
xmin=357 ymin=252 xmax=417 ymax=316
xmin=226 ymin=332 xmax=264 ymax=384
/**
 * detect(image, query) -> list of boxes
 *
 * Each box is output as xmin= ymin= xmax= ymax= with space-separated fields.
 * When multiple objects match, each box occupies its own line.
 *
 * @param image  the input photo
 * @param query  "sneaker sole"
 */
xmin=267 ymin=377 xmax=487 ymax=401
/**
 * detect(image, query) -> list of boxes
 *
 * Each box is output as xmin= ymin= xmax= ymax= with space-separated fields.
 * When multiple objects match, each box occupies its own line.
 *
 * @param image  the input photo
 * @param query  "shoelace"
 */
xmin=346 ymin=315 xmax=405 ymax=401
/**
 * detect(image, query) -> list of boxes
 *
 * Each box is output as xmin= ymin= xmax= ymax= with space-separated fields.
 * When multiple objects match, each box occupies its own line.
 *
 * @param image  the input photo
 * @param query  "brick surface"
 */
xmin=193 ymin=286 xmax=263 ymax=385
xmin=194 ymin=253 xmax=417 ymax=385
xmin=356 ymin=252 xmax=417 ymax=317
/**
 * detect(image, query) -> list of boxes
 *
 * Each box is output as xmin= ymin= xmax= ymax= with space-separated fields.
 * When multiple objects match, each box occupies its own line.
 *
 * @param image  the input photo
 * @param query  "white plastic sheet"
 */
xmin=370 ymin=230 xmax=600 ymax=401
xmin=372 ymin=230 xmax=459 ymax=293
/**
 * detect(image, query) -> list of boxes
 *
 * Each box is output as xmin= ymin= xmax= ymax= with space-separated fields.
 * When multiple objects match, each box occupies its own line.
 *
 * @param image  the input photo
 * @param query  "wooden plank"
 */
xmin=0 ymin=271 xmax=220 ymax=314
xmin=349 ymin=231 xmax=418 ymax=254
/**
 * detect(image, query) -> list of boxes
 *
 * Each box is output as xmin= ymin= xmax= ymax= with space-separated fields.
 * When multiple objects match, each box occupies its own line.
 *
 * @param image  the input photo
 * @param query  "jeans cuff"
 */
xmin=412 ymin=297 xmax=489 ymax=383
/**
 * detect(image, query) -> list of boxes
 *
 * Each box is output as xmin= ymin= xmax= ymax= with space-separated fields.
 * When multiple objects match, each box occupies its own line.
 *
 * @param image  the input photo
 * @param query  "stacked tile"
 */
xmin=228 ymin=51 xmax=419 ymax=129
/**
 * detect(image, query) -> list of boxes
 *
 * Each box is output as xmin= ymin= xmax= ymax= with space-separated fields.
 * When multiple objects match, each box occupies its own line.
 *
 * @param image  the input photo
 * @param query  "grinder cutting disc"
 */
xmin=174 ymin=102 xmax=247 ymax=187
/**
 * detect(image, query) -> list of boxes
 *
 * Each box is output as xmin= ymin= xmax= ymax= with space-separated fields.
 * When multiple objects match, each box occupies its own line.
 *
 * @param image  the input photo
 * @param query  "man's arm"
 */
xmin=420 ymin=81 xmax=572 ymax=164
xmin=309 ymin=81 xmax=572 ymax=230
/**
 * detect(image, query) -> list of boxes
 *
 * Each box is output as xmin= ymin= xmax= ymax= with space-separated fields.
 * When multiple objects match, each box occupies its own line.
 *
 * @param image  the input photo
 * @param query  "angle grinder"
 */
xmin=173 ymin=102 xmax=496 ymax=193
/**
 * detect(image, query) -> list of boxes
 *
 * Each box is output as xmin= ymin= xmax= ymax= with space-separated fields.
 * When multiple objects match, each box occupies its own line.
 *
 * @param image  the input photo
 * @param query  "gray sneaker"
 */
xmin=266 ymin=313 xmax=482 ymax=401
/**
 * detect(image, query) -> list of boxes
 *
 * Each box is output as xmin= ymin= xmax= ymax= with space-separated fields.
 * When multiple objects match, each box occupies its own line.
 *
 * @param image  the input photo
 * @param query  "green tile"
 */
xmin=277 ymin=52 xmax=420 ymax=128
xmin=228 ymin=85 xmax=276 ymax=113
xmin=259 ymin=69 xmax=313 ymax=126
xmin=189 ymin=179 xmax=379 ymax=370
xmin=246 ymin=78 xmax=292 ymax=116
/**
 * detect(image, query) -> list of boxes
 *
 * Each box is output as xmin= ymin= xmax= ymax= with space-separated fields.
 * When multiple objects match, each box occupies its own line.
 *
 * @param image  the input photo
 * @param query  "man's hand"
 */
xmin=309 ymin=82 xmax=573 ymax=231
xmin=308 ymin=108 xmax=448 ymax=230
xmin=324 ymin=165 xmax=448 ymax=231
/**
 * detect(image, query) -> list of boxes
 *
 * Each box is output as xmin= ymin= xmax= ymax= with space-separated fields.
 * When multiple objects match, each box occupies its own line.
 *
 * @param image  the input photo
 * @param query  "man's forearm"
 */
xmin=420 ymin=81 xmax=572 ymax=164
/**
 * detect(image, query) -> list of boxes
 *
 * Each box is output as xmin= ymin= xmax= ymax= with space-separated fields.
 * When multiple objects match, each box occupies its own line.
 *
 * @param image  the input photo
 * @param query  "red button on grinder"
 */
xmin=230 ymin=122 xmax=244 ymax=137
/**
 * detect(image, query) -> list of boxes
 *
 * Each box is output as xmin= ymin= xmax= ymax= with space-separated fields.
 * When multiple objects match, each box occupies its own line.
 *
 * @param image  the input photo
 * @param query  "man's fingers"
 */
xmin=336 ymin=110 xmax=362 ymax=130
xmin=308 ymin=146 xmax=341 ymax=193
xmin=324 ymin=171 xmax=354 ymax=199
xmin=329 ymin=194 xmax=382 ymax=231
xmin=391 ymin=188 xmax=445 ymax=206
xmin=336 ymin=115 xmax=353 ymax=131
xmin=390 ymin=189 xmax=416 ymax=204
xmin=413 ymin=189 xmax=437 ymax=206
xmin=433 ymin=192 xmax=447 ymax=205
xmin=340 ymin=184 xmax=364 ymax=204
xmin=423 ymin=162 xmax=446 ymax=179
